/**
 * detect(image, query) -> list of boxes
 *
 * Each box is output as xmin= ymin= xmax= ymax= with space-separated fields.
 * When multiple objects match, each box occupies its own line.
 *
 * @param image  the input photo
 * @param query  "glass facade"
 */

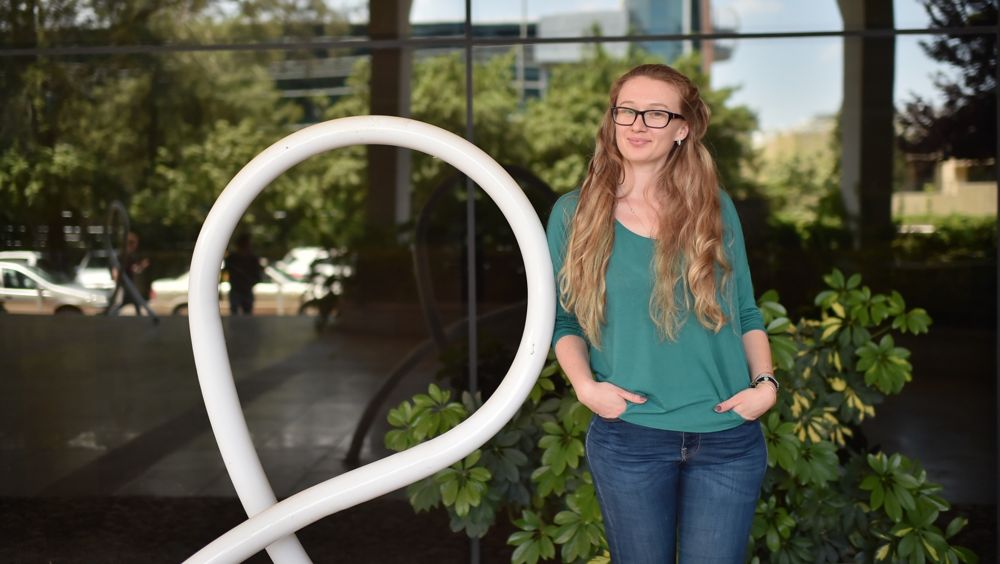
xmin=1 ymin=1 xmax=996 ymax=561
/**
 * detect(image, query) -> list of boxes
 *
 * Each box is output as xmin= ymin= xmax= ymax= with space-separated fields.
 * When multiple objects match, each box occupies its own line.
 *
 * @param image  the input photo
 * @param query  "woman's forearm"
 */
xmin=554 ymin=335 xmax=597 ymax=395
xmin=742 ymin=328 xmax=775 ymax=385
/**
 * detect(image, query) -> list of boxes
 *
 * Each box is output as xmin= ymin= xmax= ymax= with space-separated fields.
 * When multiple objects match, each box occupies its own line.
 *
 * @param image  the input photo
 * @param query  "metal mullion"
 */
xmin=3 ymin=25 xmax=998 ymax=58
xmin=464 ymin=1 xmax=479 ymax=562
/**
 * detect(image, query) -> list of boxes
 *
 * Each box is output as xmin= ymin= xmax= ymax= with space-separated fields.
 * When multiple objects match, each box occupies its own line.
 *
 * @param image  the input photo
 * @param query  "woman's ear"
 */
xmin=675 ymin=123 xmax=690 ymax=144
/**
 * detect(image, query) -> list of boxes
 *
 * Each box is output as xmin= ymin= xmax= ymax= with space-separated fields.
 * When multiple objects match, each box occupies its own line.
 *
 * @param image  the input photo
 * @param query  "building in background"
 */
xmin=274 ymin=1 xmax=731 ymax=124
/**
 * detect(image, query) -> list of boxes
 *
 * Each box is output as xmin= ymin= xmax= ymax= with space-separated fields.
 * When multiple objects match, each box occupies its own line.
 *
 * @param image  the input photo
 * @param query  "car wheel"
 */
xmin=298 ymin=301 xmax=321 ymax=316
xmin=55 ymin=306 xmax=83 ymax=315
xmin=299 ymin=300 xmax=329 ymax=331
xmin=172 ymin=304 xmax=188 ymax=316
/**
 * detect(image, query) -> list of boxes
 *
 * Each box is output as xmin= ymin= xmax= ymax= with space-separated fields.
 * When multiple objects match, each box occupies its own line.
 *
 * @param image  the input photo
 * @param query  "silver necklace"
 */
xmin=623 ymin=195 xmax=651 ymax=235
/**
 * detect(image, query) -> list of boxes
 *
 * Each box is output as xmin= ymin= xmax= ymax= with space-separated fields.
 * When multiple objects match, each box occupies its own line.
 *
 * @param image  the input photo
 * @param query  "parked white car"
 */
xmin=149 ymin=265 xmax=311 ymax=316
xmin=0 ymin=250 xmax=43 ymax=268
xmin=275 ymin=246 xmax=351 ymax=282
xmin=0 ymin=261 xmax=109 ymax=315
xmin=275 ymin=247 xmax=327 ymax=281
xmin=74 ymin=249 xmax=116 ymax=291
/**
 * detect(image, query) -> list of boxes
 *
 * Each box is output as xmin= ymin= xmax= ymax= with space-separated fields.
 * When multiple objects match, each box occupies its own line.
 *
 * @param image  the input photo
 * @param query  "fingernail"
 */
xmin=714 ymin=405 xmax=722 ymax=412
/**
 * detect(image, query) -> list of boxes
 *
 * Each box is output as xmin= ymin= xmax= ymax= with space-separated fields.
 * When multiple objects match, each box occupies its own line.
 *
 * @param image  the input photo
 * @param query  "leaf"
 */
xmin=831 ymin=302 xmax=847 ymax=318
xmin=905 ymin=308 xmax=932 ymax=334
xmin=766 ymin=526 xmax=781 ymax=552
xmin=896 ymin=472 xmax=921 ymax=489
xmin=407 ymin=476 xmax=441 ymax=512
xmin=821 ymin=318 xmax=842 ymax=340
xmin=884 ymin=490 xmax=902 ymax=522
xmin=945 ymin=516 xmax=967 ymax=538
xmin=508 ymin=531 xmax=535 ymax=545
xmin=871 ymin=483 xmax=885 ymax=510
xmin=824 ymin=268 xmax=846 ymax=289
xmin=511 ymin=537 xmax=541 ymax=564
xmin=439 ymin=475 xmax=459 ymax=506
xmin=922 ymin=538 xmax=939 ymax=561
xmin=875 ymin=543 xmax=891 ymax=561
xmin=465 ymin=449 xmax=482 ymax=467
xmin=888 ymin=291 xmax=906 ymax=315
xmin=814 ymin=289 xmax=837 ymax=307
xmin=893 ymin=483 xmax=916 ymax=511
xmin=469 ymin=466 xmax=492 ymax=482
xmin=899 ymin=533 xmax=916 ymax=557
xmin=860 ymin=474 xmax=880 ymax=491
xmin=953 ymin=546 xmax=977 ymax=563
xmin=767 ymin=317 xmax=791 ymax=333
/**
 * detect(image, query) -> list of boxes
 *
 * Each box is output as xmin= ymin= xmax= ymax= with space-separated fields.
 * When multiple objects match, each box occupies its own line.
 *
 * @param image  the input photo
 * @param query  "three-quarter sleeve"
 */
xmin=720 ymin=191 xmax=766 ymax=334
xmin=546 ymin=192 xmax=587 ymax=347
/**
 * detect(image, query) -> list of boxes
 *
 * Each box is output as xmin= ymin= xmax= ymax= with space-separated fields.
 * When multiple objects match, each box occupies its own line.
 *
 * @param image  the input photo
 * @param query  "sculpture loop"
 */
xmin=186 ymin=116 xmax=554 ymax=563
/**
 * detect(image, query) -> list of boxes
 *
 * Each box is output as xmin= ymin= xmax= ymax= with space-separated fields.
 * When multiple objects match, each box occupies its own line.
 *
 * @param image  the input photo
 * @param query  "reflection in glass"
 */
xmin=895 ymin=32 xmax=997 ymax=221
xmin=0 ymin=1 xmax=478 ymax=50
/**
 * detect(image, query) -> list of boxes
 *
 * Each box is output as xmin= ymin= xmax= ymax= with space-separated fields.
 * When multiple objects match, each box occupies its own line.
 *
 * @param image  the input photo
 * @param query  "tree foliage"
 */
xmin=0 ymin=0 xmax=349 ymax=250
xmin=897 ymin=0 xmax=997 ymax=159
xmin=1 ymin=4 xmax=760 ymax=259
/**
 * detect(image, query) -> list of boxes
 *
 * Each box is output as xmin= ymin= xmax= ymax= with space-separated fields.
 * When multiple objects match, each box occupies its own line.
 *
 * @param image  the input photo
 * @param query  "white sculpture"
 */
xmin=186 ymin=116 xmax=555 ymax=563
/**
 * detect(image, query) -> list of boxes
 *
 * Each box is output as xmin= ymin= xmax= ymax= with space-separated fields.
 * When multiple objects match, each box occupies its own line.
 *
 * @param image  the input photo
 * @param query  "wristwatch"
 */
xmin=751 ymin=373 xmax=779 ymax=393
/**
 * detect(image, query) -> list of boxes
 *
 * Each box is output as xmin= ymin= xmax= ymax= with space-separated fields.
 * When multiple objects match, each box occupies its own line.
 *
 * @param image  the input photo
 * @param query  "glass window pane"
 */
xmin=0 ymin=1 xmax=470 ymax=50
xmin=895 ymin=0 xmax=997 ymax=29
xmin=474 ymin=0 xmax=846 ymax=36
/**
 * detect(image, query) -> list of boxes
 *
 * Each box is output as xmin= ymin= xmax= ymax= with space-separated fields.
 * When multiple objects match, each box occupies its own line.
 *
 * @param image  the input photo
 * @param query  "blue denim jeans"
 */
xmin=585 ymin=416 xmax=768 ymax=563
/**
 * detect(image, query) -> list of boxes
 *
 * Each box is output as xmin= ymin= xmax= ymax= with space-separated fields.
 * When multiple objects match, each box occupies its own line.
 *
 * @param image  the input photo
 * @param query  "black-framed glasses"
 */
xmin=611 ymin=106 xmax=685 ymax=129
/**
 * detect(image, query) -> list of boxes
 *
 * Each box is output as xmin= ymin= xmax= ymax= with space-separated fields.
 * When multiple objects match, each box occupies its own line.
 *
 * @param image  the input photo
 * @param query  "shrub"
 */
xmin=385 ymin=269 xmax=978 ymax=563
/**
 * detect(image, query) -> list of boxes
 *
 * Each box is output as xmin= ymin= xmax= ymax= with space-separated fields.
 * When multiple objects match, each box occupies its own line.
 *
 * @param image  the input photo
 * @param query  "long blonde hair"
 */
xmin=559 ymin=64 xmax=732 ymax=345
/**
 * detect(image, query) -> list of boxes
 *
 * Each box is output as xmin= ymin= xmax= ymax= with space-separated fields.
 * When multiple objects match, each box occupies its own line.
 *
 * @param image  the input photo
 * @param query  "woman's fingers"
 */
xmin=580 ymin=382 xmax=648 ymax=418
xmin=715 ymin=387 xmax=777 ymax=420
xmin=614 ymin=387 xmax=647 ymax=404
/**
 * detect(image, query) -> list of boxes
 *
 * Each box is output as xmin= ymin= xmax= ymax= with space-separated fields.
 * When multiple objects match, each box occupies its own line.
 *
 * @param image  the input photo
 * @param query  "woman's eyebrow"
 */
xmin=617 ymin=100 xmax=671 ymax=109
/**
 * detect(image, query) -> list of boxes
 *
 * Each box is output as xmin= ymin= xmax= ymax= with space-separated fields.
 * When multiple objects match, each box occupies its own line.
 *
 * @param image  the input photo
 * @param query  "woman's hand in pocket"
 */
xmin=714 ymin=385 xmax=777 ymax=421
xmin=577 ymin=381 xmax=646 ymax=420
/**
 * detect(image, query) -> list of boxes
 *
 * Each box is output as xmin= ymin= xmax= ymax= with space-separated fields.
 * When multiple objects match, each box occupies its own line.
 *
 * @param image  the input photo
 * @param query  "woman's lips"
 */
xmin=627 ymin=137 xmax=650 ymax=146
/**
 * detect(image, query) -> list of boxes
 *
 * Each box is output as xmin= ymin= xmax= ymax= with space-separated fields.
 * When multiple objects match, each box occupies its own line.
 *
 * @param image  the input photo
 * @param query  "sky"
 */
xmin=339 ymin=0 xmax=956 ymax=134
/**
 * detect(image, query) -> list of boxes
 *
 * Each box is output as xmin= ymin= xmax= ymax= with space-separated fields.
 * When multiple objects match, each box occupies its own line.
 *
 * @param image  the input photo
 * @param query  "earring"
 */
xmin=675 ymin=139 xmax=684 ymax=147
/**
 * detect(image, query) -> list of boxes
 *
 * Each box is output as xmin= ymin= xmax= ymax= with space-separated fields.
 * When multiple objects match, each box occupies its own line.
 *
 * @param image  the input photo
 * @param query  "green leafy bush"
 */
xmin=385 ymin=269 xmax=978 ymax=563
xmin=892 ymin=214 xmax=997 ymax=263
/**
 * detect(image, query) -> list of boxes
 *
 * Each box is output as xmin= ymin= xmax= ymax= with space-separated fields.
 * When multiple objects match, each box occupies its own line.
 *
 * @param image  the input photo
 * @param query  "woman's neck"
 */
xmin=620 ymin=164 xmax=662 ymax=203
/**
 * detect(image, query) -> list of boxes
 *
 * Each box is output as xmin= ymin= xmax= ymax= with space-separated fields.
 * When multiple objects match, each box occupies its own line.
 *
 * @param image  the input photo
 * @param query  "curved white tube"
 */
xmin=186 ymin=116 xmax=554 ymax=563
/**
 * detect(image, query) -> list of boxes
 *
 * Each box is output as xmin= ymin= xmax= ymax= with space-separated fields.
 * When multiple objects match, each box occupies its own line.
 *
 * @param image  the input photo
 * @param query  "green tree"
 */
xmin=897 ymin=0 xmax=996 ymax=160
xmin=0 ymin=1 xmax=351 ymax=252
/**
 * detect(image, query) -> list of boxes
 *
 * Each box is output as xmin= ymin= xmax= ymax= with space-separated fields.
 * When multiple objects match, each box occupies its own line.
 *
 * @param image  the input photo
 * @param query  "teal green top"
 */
xmin=547 ymin=189 xmax=766 ymax=432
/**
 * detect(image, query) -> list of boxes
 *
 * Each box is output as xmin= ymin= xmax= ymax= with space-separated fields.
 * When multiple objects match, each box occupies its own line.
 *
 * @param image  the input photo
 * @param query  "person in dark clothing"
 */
xmin=224 ymin=233 xmax=263 ymax=315
xmin=118 ymin=231 xmax=151 ymax=315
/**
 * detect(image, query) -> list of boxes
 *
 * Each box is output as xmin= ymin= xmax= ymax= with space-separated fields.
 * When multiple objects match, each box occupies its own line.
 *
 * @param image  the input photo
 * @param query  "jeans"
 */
xmin=585 ymin=416 xmax=767 ymax=563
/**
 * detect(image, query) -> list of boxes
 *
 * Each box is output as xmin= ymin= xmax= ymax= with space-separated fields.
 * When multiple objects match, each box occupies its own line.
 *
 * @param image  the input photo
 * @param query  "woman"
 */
xmin=546 ymin=63 xmax=778 ymax=563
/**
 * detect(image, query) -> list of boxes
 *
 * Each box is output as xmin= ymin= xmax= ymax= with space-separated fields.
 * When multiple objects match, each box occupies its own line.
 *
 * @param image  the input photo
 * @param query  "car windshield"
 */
xmin=26 ymin=264 xmax=74 ymax=284
xmin=85 ymin=255 xmax=112 ymax=269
